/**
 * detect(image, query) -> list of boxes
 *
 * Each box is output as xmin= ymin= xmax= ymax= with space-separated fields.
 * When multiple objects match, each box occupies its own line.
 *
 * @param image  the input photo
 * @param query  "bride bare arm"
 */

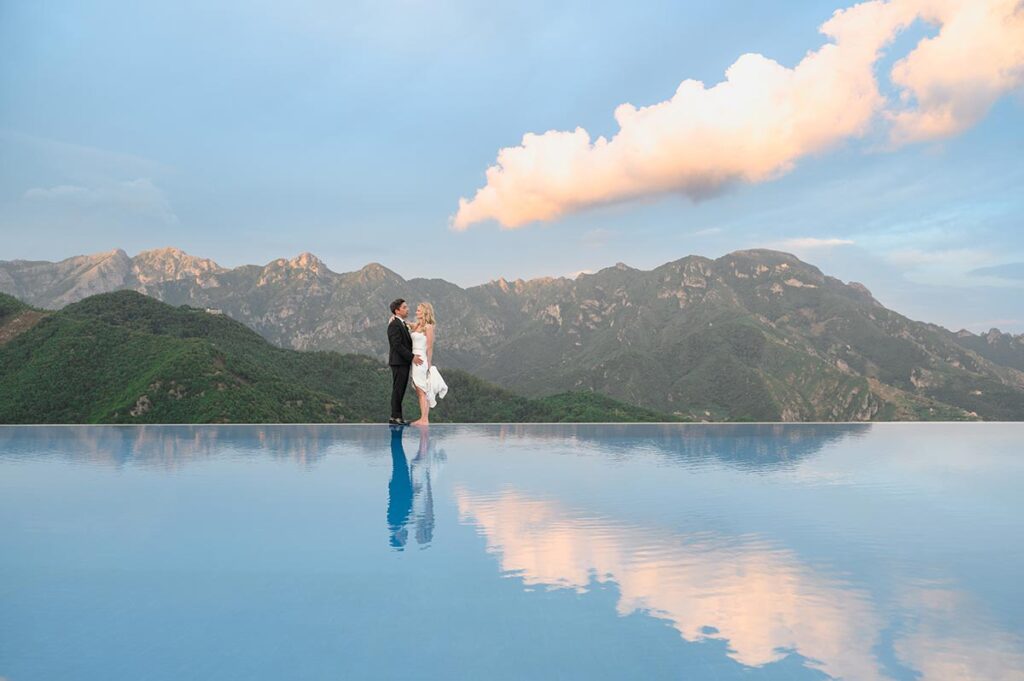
xmin=425 ymin=324 xmax=435 ymax=367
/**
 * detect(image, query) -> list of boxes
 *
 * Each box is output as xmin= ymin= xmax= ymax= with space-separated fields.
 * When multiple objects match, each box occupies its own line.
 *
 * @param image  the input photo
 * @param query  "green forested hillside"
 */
xmin=0 ymin=290 xmax=676 ymax=424
xmin=0 ymin=292 xmax=28 ymax=321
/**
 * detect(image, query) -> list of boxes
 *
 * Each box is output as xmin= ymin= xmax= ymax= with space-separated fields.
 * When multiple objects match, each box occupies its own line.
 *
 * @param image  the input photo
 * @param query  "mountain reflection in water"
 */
xmin=0 ymin=422 xmax=867 ymax=471
xmin=1 ymin=423 xmax=1022 ymax=681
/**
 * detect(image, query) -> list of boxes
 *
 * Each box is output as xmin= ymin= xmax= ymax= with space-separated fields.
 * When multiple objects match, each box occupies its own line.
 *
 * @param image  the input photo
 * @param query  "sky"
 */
xmin=1 ymin=0 xmax=1022 ymax=332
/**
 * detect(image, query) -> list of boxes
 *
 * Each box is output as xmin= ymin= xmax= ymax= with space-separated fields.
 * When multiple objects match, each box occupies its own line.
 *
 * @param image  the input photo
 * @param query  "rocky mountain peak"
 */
xmin=846 ymin=281 xmax=880 ymax=305
xmin=288 ymin=252 xmax=329 ymax=272
xmin=254 ymin=253 xmax=334 ymax=287
xmin=721 ymin=250 xmax=828 ymax=289
xmin=131 ymin=247 xmax=225 ymax=285
xmin=979 ymin=328 xmax=1024 ymax=345
xmin=948 ymin=326 xmax=1024 ymax=373
xmin=133 ymin=246 xmax=220 ymax=264
xmin=492 ymin=276 xmax=529 ymax=293
xmin=986 ymin=328 xmax=1006 ymax=344
xmin=847 ymin=281 xmax=872 ymax=296
xmin=725 ymin=248 xmax=801 ymax=264
xmin=352 ymin=262 xmax=402 ymax=283
xmin=140 ymin=246 xmax=184 ymax=257
xmin=35 ymin=248 xmax=135 ymax=307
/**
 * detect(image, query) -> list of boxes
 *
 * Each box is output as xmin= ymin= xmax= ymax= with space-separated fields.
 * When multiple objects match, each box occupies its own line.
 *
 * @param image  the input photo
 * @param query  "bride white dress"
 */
xmin=410 ymin=329 xmax=448 ymax=408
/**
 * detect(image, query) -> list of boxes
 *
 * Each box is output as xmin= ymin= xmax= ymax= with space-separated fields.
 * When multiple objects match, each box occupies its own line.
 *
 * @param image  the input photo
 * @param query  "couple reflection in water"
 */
xmin=387 ymin=425 xmax=445 ymax=550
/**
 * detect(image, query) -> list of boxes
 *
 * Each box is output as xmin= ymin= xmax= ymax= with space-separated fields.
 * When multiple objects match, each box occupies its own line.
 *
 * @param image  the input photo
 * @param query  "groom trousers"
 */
xmin=390 ymin=363 xmax=411 ymax=419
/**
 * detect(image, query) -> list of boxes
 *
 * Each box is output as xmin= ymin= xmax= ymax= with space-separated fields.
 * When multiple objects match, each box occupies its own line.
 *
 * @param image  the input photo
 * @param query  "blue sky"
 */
xmin=1 ymin=0 xmax=1022 ymax=332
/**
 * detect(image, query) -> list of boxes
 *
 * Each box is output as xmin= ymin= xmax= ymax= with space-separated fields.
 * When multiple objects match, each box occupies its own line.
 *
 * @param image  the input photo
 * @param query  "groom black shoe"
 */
xmin=389 ymin=417 xmax=410 ymax=426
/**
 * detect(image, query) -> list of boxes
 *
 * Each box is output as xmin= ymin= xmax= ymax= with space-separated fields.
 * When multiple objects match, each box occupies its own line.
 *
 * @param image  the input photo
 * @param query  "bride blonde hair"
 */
xmin=415 ymin=302 xmax=436 ymax=328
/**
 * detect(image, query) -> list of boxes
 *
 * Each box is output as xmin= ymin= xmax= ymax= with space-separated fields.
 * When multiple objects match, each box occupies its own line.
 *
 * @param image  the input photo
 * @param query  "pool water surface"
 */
xmin=1 ymin=423 xmax=1022 ymax=680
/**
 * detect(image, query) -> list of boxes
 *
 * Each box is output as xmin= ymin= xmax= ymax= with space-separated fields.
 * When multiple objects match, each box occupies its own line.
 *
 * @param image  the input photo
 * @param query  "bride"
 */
xmin=408 ymin=302 xmax=448 ymax=426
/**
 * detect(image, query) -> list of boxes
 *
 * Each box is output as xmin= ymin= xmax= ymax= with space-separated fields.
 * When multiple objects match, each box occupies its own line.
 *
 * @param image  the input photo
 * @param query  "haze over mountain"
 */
xmin=3 ymin=247 xmax=1023 ymax=421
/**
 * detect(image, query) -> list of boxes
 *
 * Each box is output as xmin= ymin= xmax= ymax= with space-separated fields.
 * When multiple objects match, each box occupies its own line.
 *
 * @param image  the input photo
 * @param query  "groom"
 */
xmin=387 ymin=298 xmax=423 ymax=426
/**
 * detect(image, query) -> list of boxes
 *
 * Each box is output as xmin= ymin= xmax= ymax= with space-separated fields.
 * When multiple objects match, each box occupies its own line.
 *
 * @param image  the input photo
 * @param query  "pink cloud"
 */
xmin=888 ymin=0 xmax=1024 ymax=143
xmin=453 ymin=0 xmax=1024 ymax=230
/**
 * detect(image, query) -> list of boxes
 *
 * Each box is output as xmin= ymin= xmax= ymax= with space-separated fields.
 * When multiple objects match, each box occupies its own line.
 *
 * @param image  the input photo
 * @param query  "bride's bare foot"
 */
xmin=409 ymin=419 xmax=429 ymax=427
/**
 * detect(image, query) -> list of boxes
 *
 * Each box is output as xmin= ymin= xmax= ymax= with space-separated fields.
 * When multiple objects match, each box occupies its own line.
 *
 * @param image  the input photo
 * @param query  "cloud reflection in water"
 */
xmin=457 ymin=488 xmax=1024 ymax=680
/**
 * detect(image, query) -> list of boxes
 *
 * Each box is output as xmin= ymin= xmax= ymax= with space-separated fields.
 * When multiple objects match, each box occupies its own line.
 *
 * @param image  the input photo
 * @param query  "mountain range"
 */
xmin=3 ymin=247 xmax=1023 ymax=421
xmin=0 ymin=290 xmax=670 ymax=424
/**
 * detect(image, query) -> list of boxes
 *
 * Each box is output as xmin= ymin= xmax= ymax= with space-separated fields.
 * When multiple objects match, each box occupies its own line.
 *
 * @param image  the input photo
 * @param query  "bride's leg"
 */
xmin=419 ymin=385 xmax=430 ymax=424
xmin=410 ymin=386 xmax=430 ymax=425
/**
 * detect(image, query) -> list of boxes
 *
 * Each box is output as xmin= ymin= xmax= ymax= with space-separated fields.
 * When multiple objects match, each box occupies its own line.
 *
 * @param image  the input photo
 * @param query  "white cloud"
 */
xmin=689 ymin=226 xmax=724 ymax=237
xmin=883 ymin=246 xmax=1024 ymax=288
xmin=886 ymin=247 xmax=995 ymax=267
xmin=453 ymin=0 xmax=1024 ymax=230
xmin=776 ymin=237 xmax=855 ymax=250
xmin=2 ymin=129 xmax=169 ymax=180
xmin=23 ymin=185 xmax=98 ymax=202
xmin=23 ymin=178 xmax=178 ymax=225
xmin=968 ymin=262 xmax=1024 ymax=280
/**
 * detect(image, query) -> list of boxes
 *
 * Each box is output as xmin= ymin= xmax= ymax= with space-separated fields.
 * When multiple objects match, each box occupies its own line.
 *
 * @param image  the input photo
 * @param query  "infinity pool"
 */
xmin=1 ymin=424 xmax=1022 ymax=680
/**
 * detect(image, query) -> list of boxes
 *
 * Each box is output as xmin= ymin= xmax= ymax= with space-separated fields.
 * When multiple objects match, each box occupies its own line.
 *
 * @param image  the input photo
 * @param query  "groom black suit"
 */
xmin=388 ymin=315 xmax=414 ymax=421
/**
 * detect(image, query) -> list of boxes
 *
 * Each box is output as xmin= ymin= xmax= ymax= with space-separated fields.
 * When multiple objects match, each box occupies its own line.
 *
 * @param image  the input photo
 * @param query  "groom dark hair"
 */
xmin=389 ymin=298 xmax=405 ymax=315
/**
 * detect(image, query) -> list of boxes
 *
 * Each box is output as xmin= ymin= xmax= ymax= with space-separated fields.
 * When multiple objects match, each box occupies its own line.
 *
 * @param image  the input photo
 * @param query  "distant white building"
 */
xmin=205 ymin=308 xmax=223 ymax=315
